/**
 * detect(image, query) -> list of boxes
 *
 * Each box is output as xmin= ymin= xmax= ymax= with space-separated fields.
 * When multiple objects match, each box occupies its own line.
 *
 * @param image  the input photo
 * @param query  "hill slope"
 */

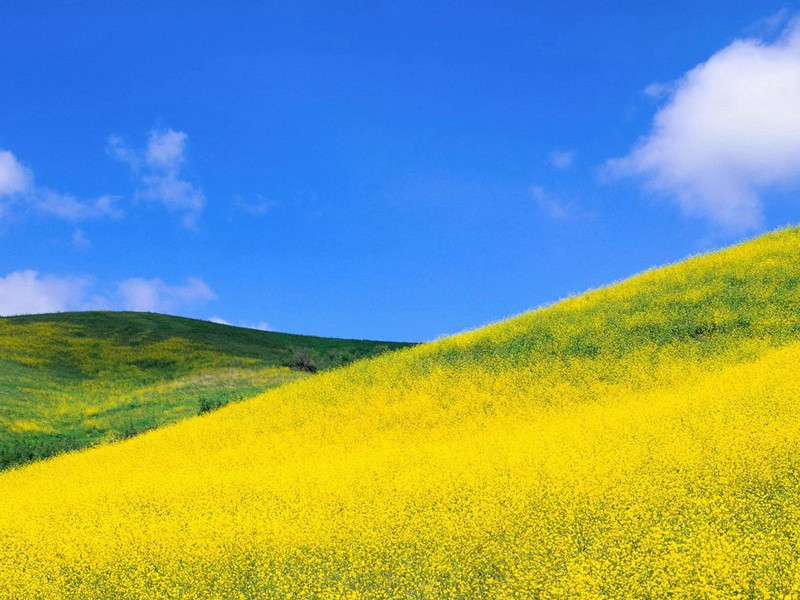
xmin=2 ymin=229 xmax=800 ymax=597
xmin=0 ymin=311 xmax=410 ymax=469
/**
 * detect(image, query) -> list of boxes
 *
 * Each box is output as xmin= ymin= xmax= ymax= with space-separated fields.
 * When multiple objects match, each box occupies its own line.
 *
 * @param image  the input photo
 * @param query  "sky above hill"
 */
xmin=2 ymin=1 xmax=800 ymax=341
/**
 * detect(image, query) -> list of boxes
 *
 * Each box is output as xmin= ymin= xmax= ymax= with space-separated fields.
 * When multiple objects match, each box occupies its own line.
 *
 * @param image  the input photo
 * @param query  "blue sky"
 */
xmin=2 ymin=1 xmax=800 ymax=341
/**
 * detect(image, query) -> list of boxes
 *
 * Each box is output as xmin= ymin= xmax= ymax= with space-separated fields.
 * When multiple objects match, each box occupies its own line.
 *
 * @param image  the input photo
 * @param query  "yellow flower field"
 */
xmin=2 ymin=228 xmax=800 ymax=598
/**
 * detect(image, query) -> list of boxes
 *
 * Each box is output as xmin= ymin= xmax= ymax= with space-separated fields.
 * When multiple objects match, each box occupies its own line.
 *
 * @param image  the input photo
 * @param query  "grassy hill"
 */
xmin=0 ymin=311 xmax=411 ymax=470
xmin=3 ymin=228 xmax=800 ymax=597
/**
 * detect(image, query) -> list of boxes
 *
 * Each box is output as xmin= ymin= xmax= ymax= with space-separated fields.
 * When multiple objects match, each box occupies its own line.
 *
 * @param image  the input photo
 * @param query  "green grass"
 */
xmin=5 ymin=228 xmax=800 ymax=597
xmin=0 ymin=311 xmax=411 ymax=470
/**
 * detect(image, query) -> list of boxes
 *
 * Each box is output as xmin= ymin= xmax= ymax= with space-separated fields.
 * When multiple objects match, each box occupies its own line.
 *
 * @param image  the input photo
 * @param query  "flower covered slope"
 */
xmin=3 ymin=228 xmax=800 ymax=598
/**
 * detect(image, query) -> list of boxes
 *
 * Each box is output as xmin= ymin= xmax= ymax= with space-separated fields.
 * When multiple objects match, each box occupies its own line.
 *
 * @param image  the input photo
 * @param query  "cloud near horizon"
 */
xmin=0 ymin=271 xmax=216 ymax=317
xmin=117 ymin=277 xmax=216 ymax=312
xmin=0 ymin=271 xmax=97 ymax=316
xmin=109 ymin=129 xmax=205 ymax=228
xmin=209 ymin=316 xmax=273 ymax=331
xmin=607 ymin=19 xmax=800 ymax=232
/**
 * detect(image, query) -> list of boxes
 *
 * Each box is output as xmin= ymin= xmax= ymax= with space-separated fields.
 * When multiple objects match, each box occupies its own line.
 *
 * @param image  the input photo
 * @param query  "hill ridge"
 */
xmin=0 ymin=310 xmax=411 ymax=470
xmin=2 ymin=226 xmax=800 ymax=597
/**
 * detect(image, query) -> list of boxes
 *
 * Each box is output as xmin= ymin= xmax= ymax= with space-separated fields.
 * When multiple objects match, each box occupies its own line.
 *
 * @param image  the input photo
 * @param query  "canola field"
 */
xmin=2 ymin=228 xmax=800 ymax=598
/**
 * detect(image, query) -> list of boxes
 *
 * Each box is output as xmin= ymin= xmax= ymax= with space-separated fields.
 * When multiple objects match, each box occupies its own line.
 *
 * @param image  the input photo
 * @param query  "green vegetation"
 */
xmin=0 ymin=311 xmax=411 ymax=470
xmin=5 ymin=229 xmax=800 ymax=596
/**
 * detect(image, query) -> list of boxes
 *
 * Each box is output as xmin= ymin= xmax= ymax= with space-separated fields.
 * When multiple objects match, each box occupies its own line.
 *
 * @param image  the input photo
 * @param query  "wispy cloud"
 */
xmin=245 ymin=320 xmax=272 ymax=331
xmin=642 ymin=82 xmax=673 ymax=100
xmin=235 ymin=195 xmax=276 ymax=216
xmin=117 ymin=277 xmax=216 ymax=312
xmin=208 ymin=316 xmax=273 ymax=331
xmin=71 ymin=229 xmax=90 ymax=249
xmin=109 ymin=129 xmax=205 ymax=228
xmin=0 ymin=149 xmax=120 ymax=224
xmin=549 ymin=150 xmax=575 ymax=170
xmin=607 ymin=17 xmax=800 ymax=232
xmin=746 ymin=8 xmax=793 ymax=38
xmin=33 ymin=190 xmax=121 ymax=221
xmin=531 ymin=185 xmax=584 ymax=221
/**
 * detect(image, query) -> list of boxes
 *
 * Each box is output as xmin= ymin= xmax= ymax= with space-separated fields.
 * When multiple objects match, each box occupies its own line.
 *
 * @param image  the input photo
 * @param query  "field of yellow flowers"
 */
xmin=2 ymin=228 xmax=800 ymax=598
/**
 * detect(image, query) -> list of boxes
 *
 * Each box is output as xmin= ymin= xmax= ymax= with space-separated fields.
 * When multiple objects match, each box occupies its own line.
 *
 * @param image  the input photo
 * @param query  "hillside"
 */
xmin=2 ymin=228 xmax=800 ymax=597
xmin=0 ymin=311 xmax=410 ymax=470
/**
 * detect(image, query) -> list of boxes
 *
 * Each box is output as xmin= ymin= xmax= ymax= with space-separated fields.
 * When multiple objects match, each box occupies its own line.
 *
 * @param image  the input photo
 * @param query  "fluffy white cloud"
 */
xmin=0 ymin=271 xmax=216 ymax=316
xmin=117 ymin=277 xmax=216 ymax=312
xmin=0 ymin=270 xmax=92 ymax=316
xmin=145 ymin=129 xmax=187 ymax=171
xmin=0 ymin=150 xmax=32 ymax=196
xmin=208 ymin=315 xmax=231 ymax=325
xmin=109 ymin=129 xmax=205 ymax=228
xmin=607 ymin=19 xmax=800 ymax=231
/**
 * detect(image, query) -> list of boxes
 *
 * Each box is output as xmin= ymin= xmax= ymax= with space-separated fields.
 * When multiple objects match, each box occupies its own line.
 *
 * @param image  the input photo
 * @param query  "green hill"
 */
xmin=0 ymin=311 xmax=411 ymax=470
xmin=3 ymin=229 xmax=800 ymax=596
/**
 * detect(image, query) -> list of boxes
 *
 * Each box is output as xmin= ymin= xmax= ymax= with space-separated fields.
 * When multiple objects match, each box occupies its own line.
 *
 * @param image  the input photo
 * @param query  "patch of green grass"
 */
xmin=0 ymin=311 xmax=411 ymax=470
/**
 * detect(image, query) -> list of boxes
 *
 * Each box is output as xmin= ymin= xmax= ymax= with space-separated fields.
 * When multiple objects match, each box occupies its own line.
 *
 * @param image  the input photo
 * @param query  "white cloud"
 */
xmin=643 ymin=82 xmax=672 ymax=100
xmin=0 ymin=271 xmax=215 ymax=316
xmin=138 ymin=175 xmax=204 ymax=226
xmin=235 ymin=195 xmax=275 ymax=216
xmin=208 ymin=316 xmax=272 ymax=331
xmin=145 ymin=129 xmax=187 ymax=171
xmin=531 ymin=185 xmax=577 ymax=221
xmin=549 ymin=150 xmax=575 ymax=170
xmin=607 ymin=19 xmax=800 ymax=231
xmin=33 ymin=190 xmax=122 ymax=222
xmin=117 ymin=277 xmax=216 ymax=312
xmin=0 ymin=148 xmax=120 ymax=224
xmin=0 ymin=150 xmax=32 ymax=197
xmin=0 ymin=270 xmax=91 ymax=316
xmin=109 ymin=129 xmax=205 ymax=228
xmin=747 ymin=8 xmax=792 ymax=38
